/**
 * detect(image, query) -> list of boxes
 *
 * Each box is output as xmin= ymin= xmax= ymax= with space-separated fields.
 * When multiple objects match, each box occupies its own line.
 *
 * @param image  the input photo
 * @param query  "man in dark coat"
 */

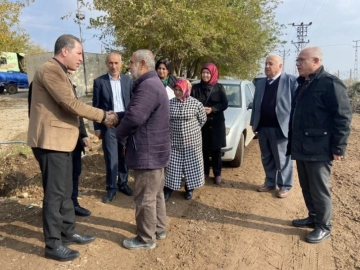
xmin=93 ymin=52 xmax=133 ymax=203
xmin=116 ymin=49 xmax=170 ymax=250
xmin=288 ymin=46 xmax=352 ymax=243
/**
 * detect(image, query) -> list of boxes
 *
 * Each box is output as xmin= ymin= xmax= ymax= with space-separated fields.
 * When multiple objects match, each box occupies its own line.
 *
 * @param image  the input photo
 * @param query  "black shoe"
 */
xmin=164 ymin=187 xmax=173 ymax=202
xmin=45 ymin=245 xmax=79 ymax=261
xmin=305 ymin=228 xmax=331 ymax=243
xmin=292 ymin=217 xmax=315 ymax=228
xmin=62 ymin=234 xmax=95 ymax=245
xmin=74 ymin=205 xmax=91 ymax=216
xmin=184 ymin=189 xmax=193 ymax=200
xmin=102 ymin=191 xmax=116 ymax=203
xmin=118 ymin=185 xmax=133 ymax=196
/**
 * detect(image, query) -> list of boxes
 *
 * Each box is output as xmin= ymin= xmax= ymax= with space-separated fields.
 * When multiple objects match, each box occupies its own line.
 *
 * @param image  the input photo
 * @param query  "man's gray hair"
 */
xmin=267 ymin=54 xmax=283 ymax=65
xmin=135 ymin=50 xmax=155 ymax=70
xmin=303 ymin=46 xmax=323 ymax=63
xmin=54 ymin=34 xmax=81 ymax=55
xmin=106 ymin=51 xmax=122 ymax=62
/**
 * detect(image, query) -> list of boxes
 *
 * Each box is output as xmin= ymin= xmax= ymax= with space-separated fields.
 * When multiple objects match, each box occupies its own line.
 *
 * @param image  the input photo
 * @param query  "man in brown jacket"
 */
xmin=28 ymin=34 xmax=117 ymax=262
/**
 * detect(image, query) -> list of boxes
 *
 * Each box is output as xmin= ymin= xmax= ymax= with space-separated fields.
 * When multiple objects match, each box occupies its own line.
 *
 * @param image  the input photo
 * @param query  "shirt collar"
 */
xmin=108 ymin=73 xmax=121 ymax=81
xmin=267 ymin=72 xmax=281 ymax=81
xmin=53 ymin=58 xmax=67 ymax=74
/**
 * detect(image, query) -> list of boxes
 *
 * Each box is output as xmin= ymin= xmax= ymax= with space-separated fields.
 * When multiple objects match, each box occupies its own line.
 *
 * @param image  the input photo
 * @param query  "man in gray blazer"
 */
xmin=250 ymin=55 xmax=297 ymax=198
xmin=93 ymin=52 xmax=133 ymax=203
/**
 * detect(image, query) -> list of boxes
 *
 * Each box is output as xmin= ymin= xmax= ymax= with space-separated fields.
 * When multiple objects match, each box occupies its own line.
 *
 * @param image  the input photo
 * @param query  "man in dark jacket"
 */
xmin=288 ymin=47 xmax=352 ymax=243
xmin=116 ymin=50 xmax=170 ymax=250
xmin=93 ymin=52 xmax=133 ymax=204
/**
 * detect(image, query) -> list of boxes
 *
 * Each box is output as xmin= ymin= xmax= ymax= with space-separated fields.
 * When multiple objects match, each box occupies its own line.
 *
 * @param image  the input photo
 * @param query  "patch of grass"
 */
xmin=0 ymin=132 xmax=31 ymax=158
xmin=0 ymin=144 xmax=32 ymax=159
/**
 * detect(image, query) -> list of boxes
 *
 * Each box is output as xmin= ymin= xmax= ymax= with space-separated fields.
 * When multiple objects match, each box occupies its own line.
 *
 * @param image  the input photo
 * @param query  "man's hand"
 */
xmin=204 ymin=107 xmax=212 ymax=115
xmin=95 ymin=130 xmax=102 ymax=139
xmin=82 ymin=137 xmax=90 ymax=147
xmin=103 ymin=111 xmax=119 ymax=127
xmin=333 ymin=154 xmax=343 ymax=161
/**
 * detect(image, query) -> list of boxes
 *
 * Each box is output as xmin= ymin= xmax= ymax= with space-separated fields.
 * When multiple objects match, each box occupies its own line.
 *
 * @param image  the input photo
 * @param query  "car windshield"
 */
xmin=223 ymin=84 xmax=241 ymax=108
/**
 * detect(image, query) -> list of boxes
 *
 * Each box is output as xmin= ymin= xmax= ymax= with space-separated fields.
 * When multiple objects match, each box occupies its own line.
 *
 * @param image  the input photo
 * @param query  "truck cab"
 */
xmin=0 ymin=52 xmax=29 ymax=94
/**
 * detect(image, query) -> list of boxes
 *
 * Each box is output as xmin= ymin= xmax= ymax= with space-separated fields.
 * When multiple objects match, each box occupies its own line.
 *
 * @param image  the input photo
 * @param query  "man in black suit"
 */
xmin=93 ymin=52 xmax=133 ymax=203
xmin=71 ymin=84 xmax=91 ymax=216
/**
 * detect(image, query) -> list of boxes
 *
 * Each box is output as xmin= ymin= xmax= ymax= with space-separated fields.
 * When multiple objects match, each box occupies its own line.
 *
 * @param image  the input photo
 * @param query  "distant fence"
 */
xmin=25 ymin=52 xmax=107 ymax=97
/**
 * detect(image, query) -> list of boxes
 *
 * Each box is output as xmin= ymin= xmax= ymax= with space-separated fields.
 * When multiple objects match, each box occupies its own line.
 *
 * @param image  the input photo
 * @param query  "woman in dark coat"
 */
xmin=155 ymin=58 xmax=177 ymax=90
xmin=191 ymin=63 xmax=228 ymax=184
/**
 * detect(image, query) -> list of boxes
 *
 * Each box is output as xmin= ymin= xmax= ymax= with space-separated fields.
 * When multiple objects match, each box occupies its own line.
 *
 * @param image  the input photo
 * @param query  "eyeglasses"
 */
xmin=296 ymin=57 xmax=315 ymax=63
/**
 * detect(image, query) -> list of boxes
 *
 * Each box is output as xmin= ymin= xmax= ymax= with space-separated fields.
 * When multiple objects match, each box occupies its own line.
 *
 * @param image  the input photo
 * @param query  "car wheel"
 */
xmin=230 ymin=133 xmax=244 ymax=167
xmin=0 ymin=86 xmax=4 ymax=94
xmin=6 ymin=84 xmax=18 ymax=94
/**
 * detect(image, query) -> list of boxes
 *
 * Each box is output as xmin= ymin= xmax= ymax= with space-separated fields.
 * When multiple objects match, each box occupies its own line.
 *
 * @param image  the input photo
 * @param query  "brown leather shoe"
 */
xmin=277 ymin=189 xmax=290 ymax=198
xmin=257 ymin=184 xmax=276 ymax=192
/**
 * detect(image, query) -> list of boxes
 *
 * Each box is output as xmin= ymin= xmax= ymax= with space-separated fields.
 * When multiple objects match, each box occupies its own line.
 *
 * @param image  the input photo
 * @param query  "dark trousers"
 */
xmin=258 ymin=127 xmax=293 ymax=190
xmin=71 ymin=143 xmax=82 ymax=206
xmin=203 ymin=148 xmax=222 ymax=177
xmin=102 ymin=127 xmax=128 ymax=191
xmin=133 ymin=168 xmax=167 ymax=242
xmin=32 ymin=148 xmax=76 ymax=249
xmin=296 ymin=160 xmax=332 ymax=231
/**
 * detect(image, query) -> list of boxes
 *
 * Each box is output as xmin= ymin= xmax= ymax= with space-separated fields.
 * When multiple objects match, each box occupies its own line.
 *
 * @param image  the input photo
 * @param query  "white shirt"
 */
xmin=166 ymin=86 xmax=175 ymax=100
xmin=108 ymin=74 xmax=125 ymax=112
xmin=267 ymin=72 xmax=281 ymax=84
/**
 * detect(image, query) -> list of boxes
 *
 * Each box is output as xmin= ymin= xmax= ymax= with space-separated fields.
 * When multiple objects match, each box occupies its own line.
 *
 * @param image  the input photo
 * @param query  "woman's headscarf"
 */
xmin=174 ymin=79 xmax=191 ymax=101
xmin=201 ymin=63 xmax=219 ymax=86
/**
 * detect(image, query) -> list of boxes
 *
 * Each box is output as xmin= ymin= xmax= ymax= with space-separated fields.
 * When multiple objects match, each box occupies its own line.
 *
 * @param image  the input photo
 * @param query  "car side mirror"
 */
xmin=247 ymin=102 xmax=253 ymax=110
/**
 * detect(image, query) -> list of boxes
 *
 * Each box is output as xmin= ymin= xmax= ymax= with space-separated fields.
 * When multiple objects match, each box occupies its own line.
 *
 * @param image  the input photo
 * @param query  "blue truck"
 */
xmin=0 ymin=52 xmax=29 ymax=94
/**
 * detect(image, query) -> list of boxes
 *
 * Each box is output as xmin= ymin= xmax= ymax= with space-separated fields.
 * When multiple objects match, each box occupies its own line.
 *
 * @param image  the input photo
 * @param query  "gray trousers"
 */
xmin=296 ymin=160 xmax=332 ymax=231
xmin=258 ymin=127 xmax=293 ymax=190
xmin=133 ymin=168 xmax=167 ymax=242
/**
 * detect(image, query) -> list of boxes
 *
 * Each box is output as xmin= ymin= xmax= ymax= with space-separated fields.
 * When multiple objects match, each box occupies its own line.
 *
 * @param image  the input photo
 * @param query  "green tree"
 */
xmin=81 ymin=0 xmax=283 ymax=79
xmin=0 ymin=0 xmax=45 ymax=54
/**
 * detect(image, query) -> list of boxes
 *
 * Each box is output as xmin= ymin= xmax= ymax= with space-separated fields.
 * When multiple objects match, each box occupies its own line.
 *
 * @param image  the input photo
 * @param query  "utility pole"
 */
xmin=289 ymin=22 xmax=312 ymax=55
xmin=353 ymin=40 xmax=360 ymax=81
xmin=76 ymin=0 xmax=89 ymax=96
xmin=278 ymin=49 xmax=291 ymax=70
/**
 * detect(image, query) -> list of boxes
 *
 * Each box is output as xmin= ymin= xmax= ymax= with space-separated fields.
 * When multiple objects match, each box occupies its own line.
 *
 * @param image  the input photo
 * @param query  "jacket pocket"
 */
xmin=301 ymin=128 xmax=330 ymax=155
xmin=50 ymin=120 xmax=74 ymax=129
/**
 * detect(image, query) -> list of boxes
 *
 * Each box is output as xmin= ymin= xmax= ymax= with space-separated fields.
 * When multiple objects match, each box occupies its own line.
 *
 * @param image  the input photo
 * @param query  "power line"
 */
xmin=309 ymin=0 xmax=340 ymax=39
xmin=312 ymin=0 xmax=330 ymax=23
xmin=298 ymin=0 xmax=309 ymax=22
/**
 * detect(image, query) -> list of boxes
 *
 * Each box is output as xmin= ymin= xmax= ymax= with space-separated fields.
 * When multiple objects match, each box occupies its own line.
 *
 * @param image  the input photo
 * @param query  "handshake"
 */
xmin=102 ymin=111 xmax=119 ymax=127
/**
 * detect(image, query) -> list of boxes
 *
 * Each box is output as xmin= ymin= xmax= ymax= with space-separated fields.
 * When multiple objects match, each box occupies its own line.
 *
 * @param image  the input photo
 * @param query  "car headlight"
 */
xmin=226 ymin=127 xmax=230 ymax=135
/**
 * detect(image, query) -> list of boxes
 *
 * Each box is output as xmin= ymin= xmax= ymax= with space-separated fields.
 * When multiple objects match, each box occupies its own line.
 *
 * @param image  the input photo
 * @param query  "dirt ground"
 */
xmin=0 ymin=92 xmax=359 ymax=270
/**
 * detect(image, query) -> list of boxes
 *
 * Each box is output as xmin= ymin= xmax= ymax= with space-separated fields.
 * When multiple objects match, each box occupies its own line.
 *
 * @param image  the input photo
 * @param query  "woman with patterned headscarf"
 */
xmin=164 ymin=79 xmax=207 ymax=201
xmin=191 ymin=63 xmax=228 ymax=184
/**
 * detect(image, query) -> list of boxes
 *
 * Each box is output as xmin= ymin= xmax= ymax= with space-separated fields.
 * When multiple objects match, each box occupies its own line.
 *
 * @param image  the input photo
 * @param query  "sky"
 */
xmin=17 ymin=0 xmax=360 ymax=79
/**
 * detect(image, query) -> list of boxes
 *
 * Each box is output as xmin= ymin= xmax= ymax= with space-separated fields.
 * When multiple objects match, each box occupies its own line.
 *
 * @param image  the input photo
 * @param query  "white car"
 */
xmin=193 ymin=79 xmax=256 ymax=167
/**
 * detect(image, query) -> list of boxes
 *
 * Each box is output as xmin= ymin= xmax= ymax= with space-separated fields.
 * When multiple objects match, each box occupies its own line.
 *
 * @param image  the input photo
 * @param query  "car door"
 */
xmin=244 ymin=83 xmax=255 ymax=145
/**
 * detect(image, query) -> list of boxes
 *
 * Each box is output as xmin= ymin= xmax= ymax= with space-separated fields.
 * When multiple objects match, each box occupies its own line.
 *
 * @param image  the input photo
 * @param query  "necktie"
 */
xmin=267 ymin=79 xmax=273 ymax=85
